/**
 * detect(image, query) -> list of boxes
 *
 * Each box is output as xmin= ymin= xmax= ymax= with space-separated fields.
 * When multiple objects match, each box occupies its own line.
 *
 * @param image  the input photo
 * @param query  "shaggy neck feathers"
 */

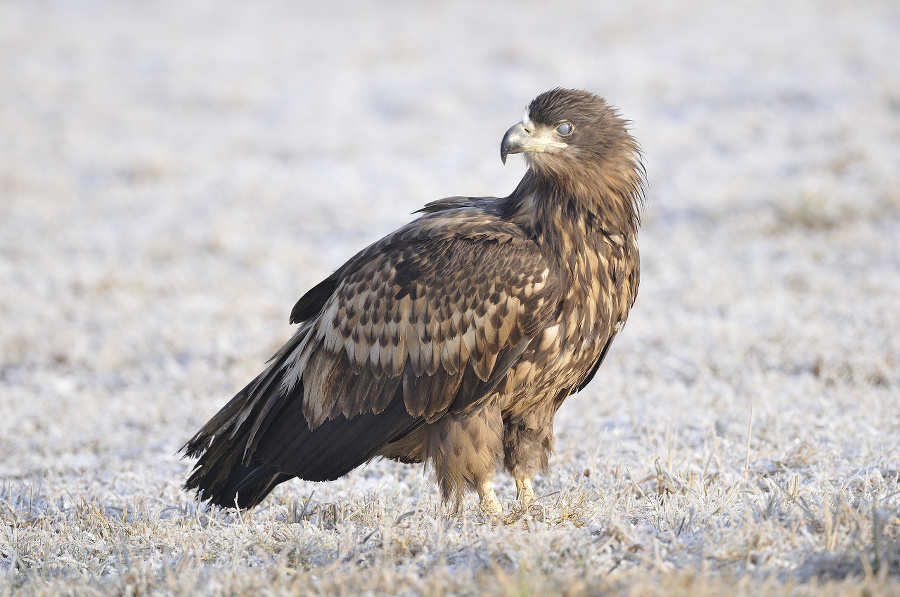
xmin=504 ymin=151 xmax=644 ymax=248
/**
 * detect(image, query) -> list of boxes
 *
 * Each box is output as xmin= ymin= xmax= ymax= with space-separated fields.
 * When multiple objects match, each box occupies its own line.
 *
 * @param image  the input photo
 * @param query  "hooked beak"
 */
xmin=500 ymin=121 xmax=568 ymax=164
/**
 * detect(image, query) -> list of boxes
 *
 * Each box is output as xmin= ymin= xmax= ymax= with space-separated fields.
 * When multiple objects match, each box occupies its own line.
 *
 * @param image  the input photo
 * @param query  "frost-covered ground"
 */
xmin=2 ymin=0 xmax=899 ymax=594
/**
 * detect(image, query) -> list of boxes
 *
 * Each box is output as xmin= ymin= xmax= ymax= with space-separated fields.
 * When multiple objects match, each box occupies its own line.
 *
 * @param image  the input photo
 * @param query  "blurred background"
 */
xmin=1 ymin=0 xmax=898 ymax=496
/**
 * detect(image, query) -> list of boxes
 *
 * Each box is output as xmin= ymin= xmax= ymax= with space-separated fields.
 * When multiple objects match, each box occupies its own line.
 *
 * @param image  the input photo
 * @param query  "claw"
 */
xmin=515 ymin=478 xmax=536 ymax=504
xmin=477 ymin=481 xmax=502 ymax=514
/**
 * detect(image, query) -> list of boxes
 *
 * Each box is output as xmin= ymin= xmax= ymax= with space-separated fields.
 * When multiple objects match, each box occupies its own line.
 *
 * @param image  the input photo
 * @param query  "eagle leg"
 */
xmin=426 ymin=402 xmax=504 ymax=513
xmin=503 ymin=402 xmax=556 ymax=503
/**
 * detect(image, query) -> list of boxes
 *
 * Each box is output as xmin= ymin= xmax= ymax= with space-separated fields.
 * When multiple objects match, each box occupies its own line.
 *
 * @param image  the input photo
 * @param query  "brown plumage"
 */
xmin=181 ymin=88 xmax=644 ymax=513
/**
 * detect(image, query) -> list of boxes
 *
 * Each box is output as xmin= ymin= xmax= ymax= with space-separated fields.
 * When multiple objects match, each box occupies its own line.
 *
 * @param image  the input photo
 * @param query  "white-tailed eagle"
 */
xmin=182 ymin=88 xmax=644 ymax=513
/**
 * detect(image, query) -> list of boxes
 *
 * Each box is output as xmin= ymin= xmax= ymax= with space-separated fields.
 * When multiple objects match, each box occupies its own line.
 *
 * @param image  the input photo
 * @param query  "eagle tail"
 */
xmin=181 ymin=372 xmax=286 ymax=508
xmin=182 ymin=351 xmax=422 ymax=509
xmin=187 ymin=458 xmax=291 ymax=509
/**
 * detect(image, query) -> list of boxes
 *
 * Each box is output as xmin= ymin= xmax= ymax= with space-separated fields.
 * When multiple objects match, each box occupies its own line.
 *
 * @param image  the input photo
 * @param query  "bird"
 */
xmin=181 ymin=88 xmax=644 ymax=514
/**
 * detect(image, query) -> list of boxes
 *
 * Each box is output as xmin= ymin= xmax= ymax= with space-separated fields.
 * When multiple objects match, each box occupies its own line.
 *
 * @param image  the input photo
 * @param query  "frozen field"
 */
xmin=2 ymin=0 xmax=899 ymax=594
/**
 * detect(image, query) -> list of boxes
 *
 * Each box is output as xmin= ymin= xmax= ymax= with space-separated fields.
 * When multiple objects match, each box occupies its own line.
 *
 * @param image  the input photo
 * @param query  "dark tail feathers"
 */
xmin=187 ymin=459 xmax=291 ymax=509
xmin=182 ymin=376 xmax=422 ymax=509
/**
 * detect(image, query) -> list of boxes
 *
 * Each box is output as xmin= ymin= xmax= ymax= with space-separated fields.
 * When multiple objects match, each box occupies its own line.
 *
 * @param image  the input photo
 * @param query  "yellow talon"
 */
xmin=515 ymin=478 xmax=536 ymax=504
xmin=477 ymin=481 xmax=503 ymax=514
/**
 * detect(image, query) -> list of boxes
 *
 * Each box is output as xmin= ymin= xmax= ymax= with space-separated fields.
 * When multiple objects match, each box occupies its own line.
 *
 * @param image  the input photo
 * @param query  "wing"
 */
xmin=290 ymin=209 xmax=558 ymax=427
xmin=182 ymin=207 xmax=560 ymax=507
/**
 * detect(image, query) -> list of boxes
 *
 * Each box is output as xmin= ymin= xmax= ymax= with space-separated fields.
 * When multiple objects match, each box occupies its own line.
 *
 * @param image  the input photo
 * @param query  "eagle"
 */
xmin=181 ymin=88 xmax=644 ymax=514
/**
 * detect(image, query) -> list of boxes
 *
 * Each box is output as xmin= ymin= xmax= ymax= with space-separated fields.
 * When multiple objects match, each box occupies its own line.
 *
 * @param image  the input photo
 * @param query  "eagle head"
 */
xmin=501 ymin=88 xmax=644 ymax=230
xmin=501 ymin=88 xmax=639 ymax=175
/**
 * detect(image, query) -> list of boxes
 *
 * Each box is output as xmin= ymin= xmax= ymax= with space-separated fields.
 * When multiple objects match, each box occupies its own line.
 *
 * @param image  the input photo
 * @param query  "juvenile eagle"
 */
xmin=182 ymin=88 xmax=644 ymax=513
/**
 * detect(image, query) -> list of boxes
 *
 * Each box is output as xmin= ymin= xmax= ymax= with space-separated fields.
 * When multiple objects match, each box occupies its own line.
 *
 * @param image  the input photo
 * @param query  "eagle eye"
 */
xmin=556 ymin=122 xmax=574 ymax=136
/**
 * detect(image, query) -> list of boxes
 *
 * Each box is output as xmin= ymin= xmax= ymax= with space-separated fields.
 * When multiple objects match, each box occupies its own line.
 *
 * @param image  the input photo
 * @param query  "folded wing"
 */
xmin=182 ymin=207 xmax=559 ymax=507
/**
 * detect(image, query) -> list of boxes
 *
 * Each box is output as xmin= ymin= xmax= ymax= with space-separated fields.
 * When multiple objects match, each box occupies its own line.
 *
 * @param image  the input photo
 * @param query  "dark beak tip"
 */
xmin=500 ymin=121 xmax=528 ymax=167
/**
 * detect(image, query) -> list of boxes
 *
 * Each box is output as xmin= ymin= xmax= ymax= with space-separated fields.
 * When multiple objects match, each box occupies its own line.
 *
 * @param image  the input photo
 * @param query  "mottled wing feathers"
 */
xmin=285 ymin=209 xmax=558 ymax=427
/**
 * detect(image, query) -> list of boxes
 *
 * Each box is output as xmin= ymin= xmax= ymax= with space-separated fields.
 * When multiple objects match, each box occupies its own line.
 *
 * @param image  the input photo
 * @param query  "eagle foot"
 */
xmin=515 ymin=477 xmax=536 ymax=505
xmin=477 ymin=481 xmax=503 ymax=514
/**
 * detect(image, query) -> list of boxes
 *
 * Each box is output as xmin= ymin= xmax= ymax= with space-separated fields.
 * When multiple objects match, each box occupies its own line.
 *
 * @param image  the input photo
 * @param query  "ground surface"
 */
xmin=2 ymin=0 xmax=900 ymax=595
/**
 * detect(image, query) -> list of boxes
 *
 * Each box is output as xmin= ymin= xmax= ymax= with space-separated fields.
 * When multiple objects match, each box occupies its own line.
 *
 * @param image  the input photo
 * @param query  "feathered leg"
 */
xmin=503 ymin=401 xmax=557 ymax=505
xmin=425 ymin=401 xmax=504 ymax=513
